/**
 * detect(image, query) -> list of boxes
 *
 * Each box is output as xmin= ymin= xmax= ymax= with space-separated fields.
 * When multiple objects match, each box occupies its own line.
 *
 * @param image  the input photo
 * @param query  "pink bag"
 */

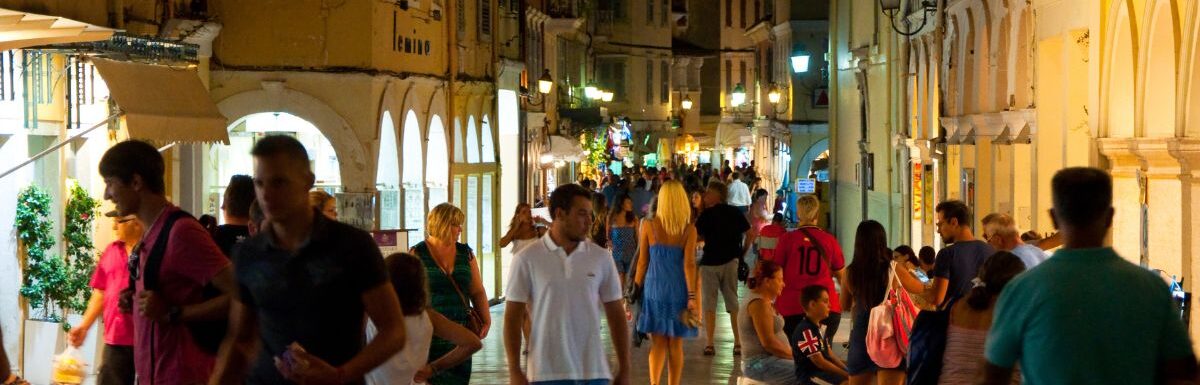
xmin=866 ymin=263 xmax=920 ymax=368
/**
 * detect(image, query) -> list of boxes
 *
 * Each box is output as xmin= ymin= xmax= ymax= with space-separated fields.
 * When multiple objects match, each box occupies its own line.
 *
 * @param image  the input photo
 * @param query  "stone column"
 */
xmin=973 ymin=112 xmax=1007 ymax=217
xmin=1098 ymin=138 xmax=1143 ymax=264
xmin=1168 ymin=139 xmax=1200 ymax=353
xmin=941 ymin=116 xmax=963 ymax=201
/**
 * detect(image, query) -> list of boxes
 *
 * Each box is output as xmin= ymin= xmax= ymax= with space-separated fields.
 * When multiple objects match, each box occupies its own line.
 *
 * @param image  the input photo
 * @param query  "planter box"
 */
xmin=22 ymin=319 xmax=63 ymax=385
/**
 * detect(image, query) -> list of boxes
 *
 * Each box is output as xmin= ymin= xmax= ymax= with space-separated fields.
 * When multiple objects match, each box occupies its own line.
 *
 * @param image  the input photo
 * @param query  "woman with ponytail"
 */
xmin=939 ymin=251 xmax=1025 ymax=384
xmin=737 ymin=260 xmax=797 ymax=384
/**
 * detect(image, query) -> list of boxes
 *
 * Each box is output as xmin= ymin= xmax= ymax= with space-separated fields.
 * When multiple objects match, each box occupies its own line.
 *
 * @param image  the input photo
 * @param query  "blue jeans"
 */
xmin=743 ymin=355 xmax=799 ymax=385
xmin=532 ymin=380 xmax=611 ymax=385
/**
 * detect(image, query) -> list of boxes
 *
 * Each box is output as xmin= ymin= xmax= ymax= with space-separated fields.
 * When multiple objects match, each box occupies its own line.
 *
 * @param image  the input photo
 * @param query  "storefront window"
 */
xmin=427 ymin=117 xmax=449 ymax=207
xmin=402 ymin=110 xmax=425 ymax=246
xmin=481 ymin=174 xmax=495 ymax=294
xmin=377 ymin=111 xmax=401 ymax=230
xmin=207 ymin=112 xmax=340 ymax=220
xmin=466 ymin=175 xmax=479 ymax=253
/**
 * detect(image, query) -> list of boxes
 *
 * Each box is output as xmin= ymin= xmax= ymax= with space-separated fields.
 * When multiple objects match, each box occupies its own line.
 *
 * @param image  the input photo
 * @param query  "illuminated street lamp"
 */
xmin=537 ymin=69 xmax=553 ymax=94
xmin=791 ymin=51 xmax=810 ymax=73
xmin=768 ymin=85 xmax=782 ymax=104
xmin=585 ymin=84 xmax=600 ymax=100
xmin=731 ymin=83 xmax=746 ymax=107
xmin=681 ymin=95 xmax=693 ymax=110
xmin=601 ymin=90 xmax=614 ymax=102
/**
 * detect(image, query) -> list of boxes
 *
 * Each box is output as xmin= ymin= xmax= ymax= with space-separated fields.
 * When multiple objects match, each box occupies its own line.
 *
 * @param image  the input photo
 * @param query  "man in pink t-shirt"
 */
xmin=773 ymin=195 xmax=846 ymax=340
xmin=69 ymin=211 xmax=142 ymax=385
xmin=99 ymin=140 xmax=236 ymax=385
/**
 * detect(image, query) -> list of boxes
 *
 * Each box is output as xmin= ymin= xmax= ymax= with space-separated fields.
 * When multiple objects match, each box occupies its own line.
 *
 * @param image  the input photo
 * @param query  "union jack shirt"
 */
xmin=790 ymin=317 xmax=830 ymax=380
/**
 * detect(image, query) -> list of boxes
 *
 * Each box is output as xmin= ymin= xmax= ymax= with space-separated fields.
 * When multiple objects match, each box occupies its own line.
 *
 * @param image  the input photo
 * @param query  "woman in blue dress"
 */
xmin=609 ymin=193 xmax=639 ymax=286
xmin=634 ymin=180 xmax=699 ymax=385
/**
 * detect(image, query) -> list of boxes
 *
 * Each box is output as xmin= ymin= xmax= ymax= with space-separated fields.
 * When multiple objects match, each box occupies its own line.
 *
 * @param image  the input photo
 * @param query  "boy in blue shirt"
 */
xmin=790 ymin=285 xmax=848 ymax=385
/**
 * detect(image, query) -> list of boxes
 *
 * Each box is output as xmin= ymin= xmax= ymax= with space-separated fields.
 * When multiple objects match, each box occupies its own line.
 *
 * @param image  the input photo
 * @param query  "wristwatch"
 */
xmin=167 ymin=306 xmax=183 ymax=323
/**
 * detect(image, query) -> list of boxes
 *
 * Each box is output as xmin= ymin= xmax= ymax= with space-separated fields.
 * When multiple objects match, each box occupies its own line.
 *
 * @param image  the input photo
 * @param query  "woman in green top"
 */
xmin=411 ymin=203 xmax=492 ymax=385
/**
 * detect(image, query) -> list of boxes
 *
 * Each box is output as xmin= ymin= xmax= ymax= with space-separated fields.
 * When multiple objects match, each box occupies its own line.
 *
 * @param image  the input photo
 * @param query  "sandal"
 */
xmin=733 ymin=345 xmax=742 ymax=356
xmin=703 ymin=345 xmax=715 ymax=356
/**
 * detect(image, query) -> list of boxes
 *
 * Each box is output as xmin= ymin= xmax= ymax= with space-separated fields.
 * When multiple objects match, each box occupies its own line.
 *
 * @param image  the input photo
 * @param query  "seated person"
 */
xmin=791 ymin=285 xmax=849 ymax=385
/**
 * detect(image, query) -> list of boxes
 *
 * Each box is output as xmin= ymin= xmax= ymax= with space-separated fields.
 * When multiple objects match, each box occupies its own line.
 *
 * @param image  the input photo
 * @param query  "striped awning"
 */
xmin=0 ymin=9 xmax=113 ymax=51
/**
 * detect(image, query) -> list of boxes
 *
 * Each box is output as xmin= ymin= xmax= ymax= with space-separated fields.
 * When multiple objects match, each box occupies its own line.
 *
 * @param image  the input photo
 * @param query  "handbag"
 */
xmin=436 ymin=258 xmax=485 ymax=335
xmin=906 ymin=296 xmax=960 ymax=385
xmin=866 ymin=263 xmax=918 ymax=368
xmin=737 ymin=258 xmax=750 ymax=282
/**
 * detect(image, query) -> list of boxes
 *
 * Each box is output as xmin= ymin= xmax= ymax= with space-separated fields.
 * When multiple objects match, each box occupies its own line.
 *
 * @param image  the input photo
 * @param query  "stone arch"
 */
xmin=963 ymin=7 xmax=979 ymax=114
xmin=1013 ymin=3 xmax=1034 ymax=108
xmin=1183 ymin=0 xmax=1200 ymax=136
xmin=945 ymin=14 xmax=962 ymax=116
xmin=798 ymin=138 xmax=830 ymax=178
xmin=1101 ymin=0 xmax=1139 ymax=139
xmin=1139 ymin=0 xmax=1180 ymax=138
xmin=994 ymin=0 xmax=1011 ymax=110
xmin=216 ymin=86 xmax=369 ymax=191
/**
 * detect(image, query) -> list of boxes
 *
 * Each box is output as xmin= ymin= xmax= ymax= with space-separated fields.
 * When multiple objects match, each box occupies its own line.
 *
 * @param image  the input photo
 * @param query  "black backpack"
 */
xmin=131 ymin=210 xmax=229 ymax=354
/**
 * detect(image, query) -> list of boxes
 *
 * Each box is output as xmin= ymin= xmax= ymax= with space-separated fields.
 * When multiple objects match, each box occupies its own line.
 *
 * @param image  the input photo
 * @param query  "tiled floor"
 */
xmin=470 ymin=287 xmax=852 ymax=385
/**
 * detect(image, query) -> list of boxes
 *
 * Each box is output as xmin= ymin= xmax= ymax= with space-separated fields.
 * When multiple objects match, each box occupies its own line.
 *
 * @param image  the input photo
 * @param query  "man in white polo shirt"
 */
xmin=504 ymin=184 xmax=631 ymax=385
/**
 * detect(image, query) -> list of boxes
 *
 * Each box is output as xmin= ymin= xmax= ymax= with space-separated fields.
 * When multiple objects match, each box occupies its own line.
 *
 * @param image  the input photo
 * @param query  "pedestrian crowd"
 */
xmin=0 ymin=139 xmax=1195 ymax=385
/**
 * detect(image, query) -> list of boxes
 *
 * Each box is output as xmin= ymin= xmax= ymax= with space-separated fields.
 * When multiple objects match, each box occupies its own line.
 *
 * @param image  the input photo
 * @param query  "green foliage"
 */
xmin=580 ymin=130 xmax=610 ymax=180
xmin=17 ymin=186 xmax=64 ymax=323
xmin=16 ymin=184 xmax=100 ymax=330
xmin=63 ymin=183 xmax=99 ymax=322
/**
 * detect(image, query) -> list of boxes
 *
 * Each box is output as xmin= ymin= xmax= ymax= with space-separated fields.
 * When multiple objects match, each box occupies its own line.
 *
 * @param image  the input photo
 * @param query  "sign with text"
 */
xmin=796 ymin=178 xmax=816 ymax=194
xmin=337 ymin=192 xmax=376 ymax=231
xmin=912 ymin=163 xmax=923 ymax=221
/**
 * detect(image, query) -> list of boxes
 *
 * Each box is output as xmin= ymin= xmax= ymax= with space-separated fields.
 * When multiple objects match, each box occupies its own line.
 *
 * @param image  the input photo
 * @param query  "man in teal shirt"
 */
xmin=982 ymin=167 xmax=1196 ymax=384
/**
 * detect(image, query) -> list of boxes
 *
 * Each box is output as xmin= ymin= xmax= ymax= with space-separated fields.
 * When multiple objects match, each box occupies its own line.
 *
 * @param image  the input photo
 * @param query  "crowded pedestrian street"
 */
xmin=1 ymin=1 xmax=1200 ymax=385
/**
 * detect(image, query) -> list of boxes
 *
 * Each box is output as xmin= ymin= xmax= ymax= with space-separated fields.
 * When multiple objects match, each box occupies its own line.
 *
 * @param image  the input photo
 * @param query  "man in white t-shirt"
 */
xmin=982 ymin=213 xmax=1048 ymax=269
xmin=504 ymin=184 xmax=631 ymax=385
xmin=726 ymin=172 xmax=753 ymax=214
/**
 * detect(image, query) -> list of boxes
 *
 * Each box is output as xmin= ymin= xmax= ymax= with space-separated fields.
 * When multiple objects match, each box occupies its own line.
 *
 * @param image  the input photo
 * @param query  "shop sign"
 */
xmin=912 ymin=162 xmax=923 ymax=221
xmin=337 ymin=192 xmax=377 ymax=231
xmin=797 ymin=178 xmax=816 ymax=194
xmin=392 ymin=10 xmax=434 ymax=56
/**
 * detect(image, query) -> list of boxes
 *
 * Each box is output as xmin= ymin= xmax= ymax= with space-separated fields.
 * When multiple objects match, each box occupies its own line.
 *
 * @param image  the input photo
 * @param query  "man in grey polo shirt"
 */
xmin=504 ymin=184 xmax=631 ymax=385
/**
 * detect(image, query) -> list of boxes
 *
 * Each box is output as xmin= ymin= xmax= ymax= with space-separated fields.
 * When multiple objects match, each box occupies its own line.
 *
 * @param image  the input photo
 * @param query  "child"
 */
xmin=790 ymin=285 xmax=849 ymax=385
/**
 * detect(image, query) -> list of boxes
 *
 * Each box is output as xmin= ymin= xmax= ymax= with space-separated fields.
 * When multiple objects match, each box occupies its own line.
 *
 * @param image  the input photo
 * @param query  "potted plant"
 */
xmin=16 ymin=183 xmax=99 ymax=383
xmin=61 ymin=183 xmax=101 ymax=376
xmin=16 ymin=185 xmax=66 ymax=384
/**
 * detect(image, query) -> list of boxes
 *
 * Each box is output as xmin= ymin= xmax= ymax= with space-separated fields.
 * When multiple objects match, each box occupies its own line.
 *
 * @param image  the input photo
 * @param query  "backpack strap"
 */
xmin=142 ymin=210 xmax=193 ymax=291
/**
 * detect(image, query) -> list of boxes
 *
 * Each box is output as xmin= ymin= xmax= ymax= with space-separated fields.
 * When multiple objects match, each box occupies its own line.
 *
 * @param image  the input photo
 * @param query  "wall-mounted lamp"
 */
xmin=681 ymin=95 xmax=693 ymax=110
xmin=791 ymin=45 xmax=811 ymax=74
xmin=537 ymin=69 xmax=554 ymax=94
xmin=878 ymin=0 xmax=938 ymax=37
xmin=731 ymin=83 xmax=747 ymax=107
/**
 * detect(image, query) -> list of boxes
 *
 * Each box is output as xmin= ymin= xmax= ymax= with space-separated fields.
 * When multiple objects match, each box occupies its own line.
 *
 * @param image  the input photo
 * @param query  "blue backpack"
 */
xmin=906 ymin=296 xmax=959 ymax=385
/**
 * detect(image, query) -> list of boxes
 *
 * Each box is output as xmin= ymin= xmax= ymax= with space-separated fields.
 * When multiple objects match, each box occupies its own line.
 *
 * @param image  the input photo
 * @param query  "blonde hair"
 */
xmin=426 ymin=203 xmax=466 ymax=241
xmin=797 ymin=194 xmax=820 ymax=224
xmin=655 ymin=180 xmax=691 ymax=236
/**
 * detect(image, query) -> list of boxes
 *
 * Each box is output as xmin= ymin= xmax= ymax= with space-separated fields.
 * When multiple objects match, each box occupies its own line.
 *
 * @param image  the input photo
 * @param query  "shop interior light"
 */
xmin=537 ymin=69 xmax=554 ymax=94
xmin=768 ymin=85 xmax=782 ymax=104
xmin=540 ymin=154 xmax=555 ymax=164
xmin=731 ymin=83 xmax=746 ymax=107
xmin=585 ymin=84 xmax=600 ymax=100
xmin=681 ymin=95 xmax=693 ymax=110
xmin=602 ymin=90 xmax=614 ymax=102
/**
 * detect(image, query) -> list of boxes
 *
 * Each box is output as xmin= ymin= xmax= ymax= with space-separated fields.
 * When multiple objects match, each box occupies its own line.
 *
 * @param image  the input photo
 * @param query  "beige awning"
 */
xmin=91 ymin=58 xmax=229 ymax=145
xmin=717 ymin=122 xmax=753 ymax=149
xmin=0 ymin=9 xmax=113 ymax=51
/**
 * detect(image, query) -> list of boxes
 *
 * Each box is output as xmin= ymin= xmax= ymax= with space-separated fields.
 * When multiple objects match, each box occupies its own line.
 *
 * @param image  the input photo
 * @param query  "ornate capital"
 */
xmin=1098 ymin=137 xmax=1142 ymax=177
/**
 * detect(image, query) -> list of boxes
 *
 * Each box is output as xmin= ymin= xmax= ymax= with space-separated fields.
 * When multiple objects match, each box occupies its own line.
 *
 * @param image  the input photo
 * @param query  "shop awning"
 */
xmin=0 ymin=9 xmax=113 ymax=50
xmin=91 ymin=57 xmax=229 ymax=145
xmin=717 ymin=122 xmax=753 ymax=149
xmin=543 ymin=135 xmax=586 ymax=162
